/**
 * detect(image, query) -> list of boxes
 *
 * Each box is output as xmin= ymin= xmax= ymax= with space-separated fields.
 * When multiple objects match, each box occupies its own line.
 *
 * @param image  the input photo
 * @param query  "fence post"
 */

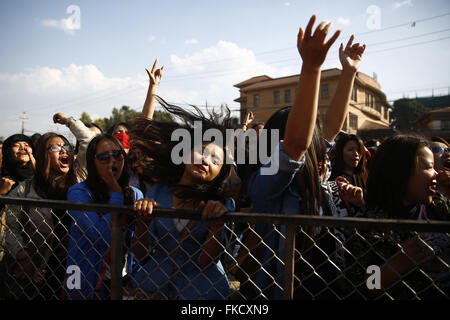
xmin=110 ymin=211 xmax=123 ymax=300
xmin=284 ymin=223 xmax=296 ymax=300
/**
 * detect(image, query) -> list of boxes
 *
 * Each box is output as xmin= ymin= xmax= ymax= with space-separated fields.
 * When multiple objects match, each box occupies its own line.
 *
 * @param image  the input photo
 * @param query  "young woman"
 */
xmin=429 ymin=136 xmax=450 ymax=197
xmin=329 ymin=133 xmax=368 ymax=190
xmin=65 ymin=134 xmax=144 ymax=300
xmin=3 ymin=132 xmax=78 ymax=299
xmin=346 ymin=135 xmax=450 ymax=299
xmin=0 ymin=134 xmax=35 ymax=196
xmin=127 ymin=93 xmax=235 ymax=299
xmin=238 ymin=16 xmax=367 ymax=300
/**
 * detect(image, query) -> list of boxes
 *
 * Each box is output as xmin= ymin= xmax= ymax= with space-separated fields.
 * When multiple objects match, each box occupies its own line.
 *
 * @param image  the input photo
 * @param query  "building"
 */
xmin=414 ymin=106 xmax=450 ymax=142
xmin=234 ymin=68 xmax=393 ymax=141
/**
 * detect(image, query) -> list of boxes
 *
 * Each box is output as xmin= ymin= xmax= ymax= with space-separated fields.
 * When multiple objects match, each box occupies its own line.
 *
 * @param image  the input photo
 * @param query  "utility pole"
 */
xmin=20 ymin=112 xmax=28 ymax=134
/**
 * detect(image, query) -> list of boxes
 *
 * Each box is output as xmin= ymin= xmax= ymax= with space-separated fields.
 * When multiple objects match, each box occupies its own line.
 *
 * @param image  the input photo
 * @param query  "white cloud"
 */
xmin=393 ymin=0 xmax=413 ymax=9
xmin=41 ymin=18 xmax=79 ymax=35
xmin=185 ymin=38 xmax=199 ymax=45
xmin=337 ymin=16 xmax=350 ymax=25
xmin=168 ymin=40 xmax=294 ymax=106
xmin=147 ymin=35 xmax=156 ymax=42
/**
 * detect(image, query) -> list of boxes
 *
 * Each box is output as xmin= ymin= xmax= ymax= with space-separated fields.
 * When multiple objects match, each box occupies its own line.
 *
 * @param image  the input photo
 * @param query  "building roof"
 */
xmin=414 ymin=106 xmax=450 ymax=123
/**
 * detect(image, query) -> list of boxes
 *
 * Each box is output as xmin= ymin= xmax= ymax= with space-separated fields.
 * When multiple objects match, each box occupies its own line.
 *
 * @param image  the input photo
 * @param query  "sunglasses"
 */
xmin=48 ymin=144 xmax=72 ymax=153
xmin=95 ymin=150 xmax=125 ymax=163
xmin=431 ymin=146 xmax=450 ymax=155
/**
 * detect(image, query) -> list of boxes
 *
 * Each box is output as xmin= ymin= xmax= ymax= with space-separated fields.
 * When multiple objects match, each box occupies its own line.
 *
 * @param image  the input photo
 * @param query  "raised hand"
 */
xmin=297 ymin=15 xmax=341 ymax=70
xmin=145 ymin=59 xmax=164 ymax=88
xmin=53 ymin=113 xmax=67 ymax=125
xmin=0 ymin=177 xmax=15 ymax=195
xmin=339 ymin=35 xmax=366 ymax=72
xmin=244 ymin=111 xmax=255 ymax=127
xmin=142 ymin=59 xmax=164 ymax=119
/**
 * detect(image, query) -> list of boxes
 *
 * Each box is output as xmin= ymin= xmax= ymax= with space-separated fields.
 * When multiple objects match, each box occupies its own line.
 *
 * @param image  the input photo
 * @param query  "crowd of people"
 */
xmin=0 ymin=15 xmax=449 ymax=300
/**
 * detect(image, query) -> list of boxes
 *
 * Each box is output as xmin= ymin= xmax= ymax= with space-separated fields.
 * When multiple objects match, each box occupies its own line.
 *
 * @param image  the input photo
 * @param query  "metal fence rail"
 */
xmin=1 ymin=196 xmax=449 ymax=300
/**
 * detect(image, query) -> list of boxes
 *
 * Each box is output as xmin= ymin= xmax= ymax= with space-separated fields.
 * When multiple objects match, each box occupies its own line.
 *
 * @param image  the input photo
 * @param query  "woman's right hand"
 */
xmin=102 ymin=164 xmax=122 ymax=193
xmin=145 ymin=59 xmax=164 ymax=89
xmin=297 ymin=14 xmax=340 ymax=70
xmin=0 ymin=177 xmax=15 ymax=195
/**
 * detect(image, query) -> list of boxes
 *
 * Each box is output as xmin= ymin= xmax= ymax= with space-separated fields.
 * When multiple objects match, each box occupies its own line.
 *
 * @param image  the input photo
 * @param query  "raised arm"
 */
xmin=141 ymin=59 xmax=164 ymax=120
xmin=323 ymin=35 xmax=366 ymax=142
xmin=283 ymin=15 xmax=340 ymax=162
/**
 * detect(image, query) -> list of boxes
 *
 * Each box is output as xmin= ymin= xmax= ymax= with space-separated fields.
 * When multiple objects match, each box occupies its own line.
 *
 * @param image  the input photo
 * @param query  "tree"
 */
xmin=79 ymin=112 xmax=92 ymax=124
xmin=81 ymin=105 xmax=174 ymax=133
xmin=390 ymin=98 xmax=430 ymax=132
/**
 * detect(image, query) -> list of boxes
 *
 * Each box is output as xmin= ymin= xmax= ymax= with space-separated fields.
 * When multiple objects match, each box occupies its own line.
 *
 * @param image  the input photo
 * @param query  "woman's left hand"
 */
xmin=339 ymin=35 xmax=366 ymax=73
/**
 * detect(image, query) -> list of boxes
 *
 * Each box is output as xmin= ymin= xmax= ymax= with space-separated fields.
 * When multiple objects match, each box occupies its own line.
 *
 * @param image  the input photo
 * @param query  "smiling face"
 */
xmin=404 ymin=146 xmax=438 ymax=206
xmin=46 ymin=136 xmax=73 ymax=175
xmin=180 ymin=142 xmax=224 ymax=186
xmin=94 ymin=138 xmax=125 ymax=182
xmin=342 ymin=140 xmax=361 ymax=172
xmin=11 ymin=141 xmax=31 ymax=165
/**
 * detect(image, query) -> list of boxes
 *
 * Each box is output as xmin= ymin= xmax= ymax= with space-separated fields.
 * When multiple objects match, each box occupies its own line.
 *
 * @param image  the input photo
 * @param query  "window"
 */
xmin=375 ymin=97 xmax=381 ymax=113
xmin=321 ymin=84 xmax=329 ymax=99
xmin=351 ymin=86 xmax=357 ymax=102
xmin=365 ymin=93 xmax=370 ymax=107
xmin=284 ymin=89 xmax=291 ymax=103
xmin=383 ymin=107 xmax=388 ymax=120
xmin=253 ymin=94 xmax=259 ymax=107
xmin=349 ymin=112 xmax=358 ymax=129
xmin=442 ymin=120 xmax=450 ymax=130
xmin=274 ymin=90 xmax=280 ymax=104
xmin=370 ymin=95 xmax=374 ymax=108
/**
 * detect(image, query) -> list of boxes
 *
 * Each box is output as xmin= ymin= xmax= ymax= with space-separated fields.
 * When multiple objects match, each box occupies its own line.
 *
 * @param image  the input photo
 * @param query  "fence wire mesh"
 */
xmin=0 ymin=197 xmax=449 ymax=300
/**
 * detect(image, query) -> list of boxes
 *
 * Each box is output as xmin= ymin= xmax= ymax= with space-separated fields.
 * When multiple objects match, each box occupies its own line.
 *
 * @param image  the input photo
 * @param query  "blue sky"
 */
xmin=1 ymin=0 xmax=449 ymax=141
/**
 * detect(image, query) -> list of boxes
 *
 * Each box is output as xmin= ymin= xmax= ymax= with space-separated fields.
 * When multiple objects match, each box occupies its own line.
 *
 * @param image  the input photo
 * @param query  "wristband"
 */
xmin=66 ymin=116 xmax=75 ymax=127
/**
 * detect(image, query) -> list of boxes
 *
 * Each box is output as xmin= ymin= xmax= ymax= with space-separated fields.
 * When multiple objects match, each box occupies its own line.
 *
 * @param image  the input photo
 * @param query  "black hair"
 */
xmin=130 ymin=96 xmax=233 ymax=202
xmin=366 ymin=134 xmax=429 ymax=216
xmin=85 ymin=134 xmax=134 ymax=205
xmin=33 ymin=132 xmax=78 ymax=200
xmin=329 ymin=133 xmax=368 ymax=189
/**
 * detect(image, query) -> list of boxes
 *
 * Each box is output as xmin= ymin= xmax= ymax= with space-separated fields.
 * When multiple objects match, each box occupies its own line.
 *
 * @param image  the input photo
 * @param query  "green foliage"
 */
xmin=390 ymin=98 xmax=430 ymax=131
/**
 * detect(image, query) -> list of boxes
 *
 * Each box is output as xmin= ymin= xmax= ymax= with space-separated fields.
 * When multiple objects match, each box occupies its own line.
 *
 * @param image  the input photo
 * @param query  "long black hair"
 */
xmin=130 ymin=96 xmax=233 ymax=202
xmin=329 ymin=133 xmax=367 ymax=189
xmin=366 ymin=134 xmax=429 ymax=216
xmin=85 ymin=134 xmax=134 ymax=205
xmin=33 ymin=132 xmax=78 ymax=200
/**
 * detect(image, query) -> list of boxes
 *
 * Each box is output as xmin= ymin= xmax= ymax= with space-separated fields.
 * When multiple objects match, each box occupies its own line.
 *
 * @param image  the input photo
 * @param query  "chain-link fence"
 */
xmin=1 ymin=196 xmax=449 ymax=300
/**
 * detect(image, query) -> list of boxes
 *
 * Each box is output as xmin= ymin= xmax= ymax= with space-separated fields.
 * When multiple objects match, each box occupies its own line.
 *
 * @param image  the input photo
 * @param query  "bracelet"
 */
xmin=66 ymin=116 xmax=75 ymax=127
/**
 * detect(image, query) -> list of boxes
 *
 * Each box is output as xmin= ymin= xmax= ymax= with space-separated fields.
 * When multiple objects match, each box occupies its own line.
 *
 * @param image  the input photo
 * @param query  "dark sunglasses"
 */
xmin=48 ymin=144 xmax=72 ymax=153
xmin=95 ymin=150 xmax=125 ymax=163
xmin=431 ymin=146 xmax=450 ymax=155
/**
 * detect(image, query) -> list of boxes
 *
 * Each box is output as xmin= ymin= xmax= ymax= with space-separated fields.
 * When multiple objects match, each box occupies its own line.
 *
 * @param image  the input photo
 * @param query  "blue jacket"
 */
xmin=247 ymin=140 xmax=305 ymax=299
xmin=129 ymin=183 xmax=234 ymax=300
xmin=65 ymin=181 xmax=143 ymax=299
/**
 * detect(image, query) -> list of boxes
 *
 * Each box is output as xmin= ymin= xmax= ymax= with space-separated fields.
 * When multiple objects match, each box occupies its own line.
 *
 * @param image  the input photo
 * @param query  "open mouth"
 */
xmin=112 ymin=166 xmax=119 ymax=174
xmin=59 ymin=157 xmax=70 ymax=167
xmin=195 ymin=164 xmax=207 ymax=174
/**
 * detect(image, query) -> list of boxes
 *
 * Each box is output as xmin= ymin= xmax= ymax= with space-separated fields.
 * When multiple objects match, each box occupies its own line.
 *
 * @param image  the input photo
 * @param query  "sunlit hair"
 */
xmin=366 ymin=134 xmax=429 ymax=216
xmin=85 ymin=134 xmax=133 ymax=204
xmin=33 ymin=132 xmax=77 ymax=200
xmin=129 ymin=96 xmax=233 ymax=202
xmin=329 ymin=133 xmax=367 ymax=189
